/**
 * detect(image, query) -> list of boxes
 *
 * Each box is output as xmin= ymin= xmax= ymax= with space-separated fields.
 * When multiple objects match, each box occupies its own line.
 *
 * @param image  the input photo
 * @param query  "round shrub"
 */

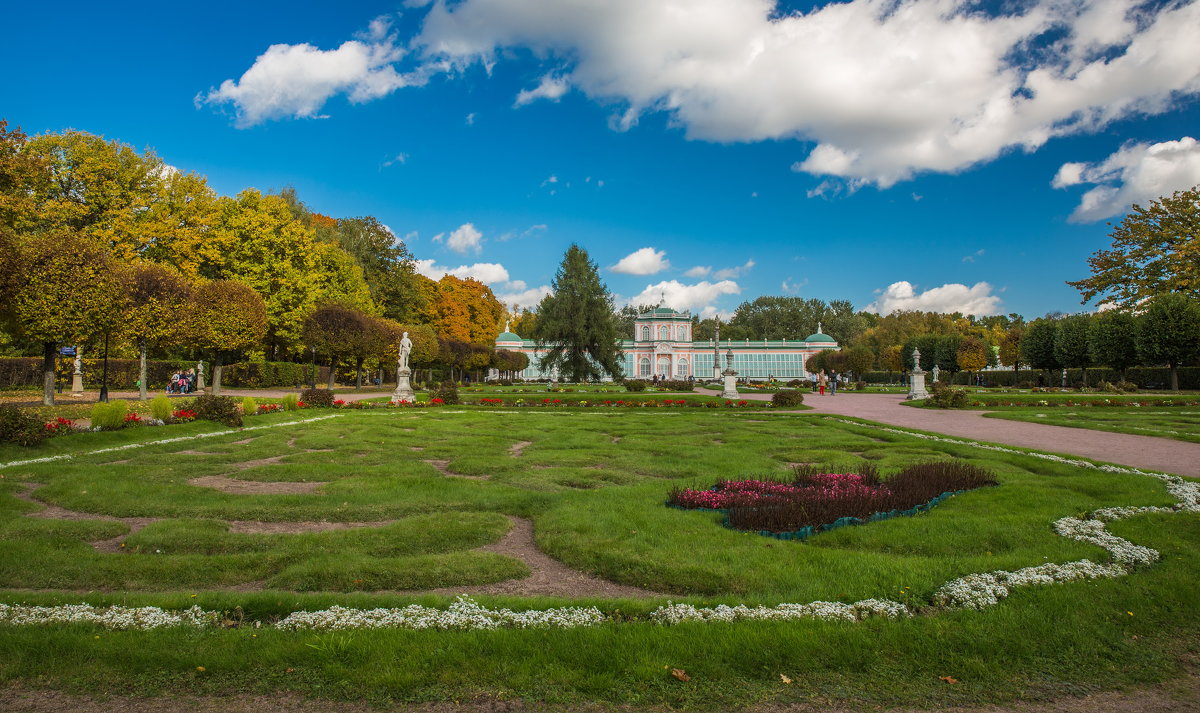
xmin=624 ymin=380 xmax=647 ymax=392
xmin=771 ymin=390 xmax=805 ymax=407
xmin=928 ymin=383 xmax=968 ymax=408
xmin=191 ymin=394 xmax=242 ymax=427
xmin=430 ymin=382 xmax=460 ymax=405
xmin=0 ymin=405 xmax=48 ymax=446
xmin=90 ymin=400 xmax=129 ymax=430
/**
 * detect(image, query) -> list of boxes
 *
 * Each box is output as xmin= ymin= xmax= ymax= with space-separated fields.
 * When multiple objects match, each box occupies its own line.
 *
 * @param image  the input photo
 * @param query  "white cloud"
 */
xmin=611 ymin=247 xmax=670 ymax=275
xmin=781 ymin=278 xmax=807 ymax=293
xmin=382 ymin=152 xmax=408 ymax=167
xmin=414 ymin=258 xmax=510 ymax=284
xmin=202 ymin=21 xmax=426 ymax=127
xmin=713 ymin=259 xmax=755 ymax=280
xmin=684 ymin=266 xmax=711 ymax=278
xmin=962 ymin=249 xmax=984 ymax=263
xmin=496 ymin=284 xmax=553 ymax=309
xmin=465 ymin=112 xmax=476 ymax=125
xmin=864 ymin=280 xmax=1002 ymax=316
xmin=1053 ymin=136 xmax=1200 ymax=222
xmin=514 ymin=74 xmax=570 ymax=107
xmin=413 ymin=0 xmax=1200 ymax=187
xmin=445 ymin=222 xmax=484 ymax=254
xmin=628 ymin=279 xmax=741 ymax=314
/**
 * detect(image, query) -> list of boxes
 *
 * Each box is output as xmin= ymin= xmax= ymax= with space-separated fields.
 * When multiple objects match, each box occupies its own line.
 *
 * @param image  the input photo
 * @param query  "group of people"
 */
xmin=167 ymin=369 xmax=198 ymax=394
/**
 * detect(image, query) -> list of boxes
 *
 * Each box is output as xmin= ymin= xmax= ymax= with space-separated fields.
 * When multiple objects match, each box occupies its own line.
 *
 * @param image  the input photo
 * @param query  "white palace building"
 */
xmin=495 ymin=307 xmax=838 ymax=381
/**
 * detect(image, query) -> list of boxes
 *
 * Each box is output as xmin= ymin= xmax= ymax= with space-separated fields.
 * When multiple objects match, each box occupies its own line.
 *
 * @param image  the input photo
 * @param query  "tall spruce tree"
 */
xmin=533 ymin=245 xmax=623 ymax=381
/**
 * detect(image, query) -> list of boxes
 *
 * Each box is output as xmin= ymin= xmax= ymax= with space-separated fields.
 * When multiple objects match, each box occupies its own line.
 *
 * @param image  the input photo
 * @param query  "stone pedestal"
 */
xmin=70 ymin=348 xmax=84 ymax=395
xmin=391 ymin=367 xmax=415 ymax=404
xmin=721 ymin=368 xmax=739 ymax=399
xmin=906 ymin=369 xmax=929 ymax=400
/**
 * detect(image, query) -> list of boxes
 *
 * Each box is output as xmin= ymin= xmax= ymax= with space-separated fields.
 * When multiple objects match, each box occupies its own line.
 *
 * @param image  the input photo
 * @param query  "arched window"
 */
xmin=678 ymin=326 xmax=688 ymax=341
xmin=639 ymin=357 xmax=651 ymax=376
xmin=641 ymin=326 xmax=650 ymax=341
xmin=676 ymin=358 xmax=689 ymax=377
xmin=659 ymin=325 xmax=669 ymax=340
xmin=656 ymin=356 xmax=670 ymax=377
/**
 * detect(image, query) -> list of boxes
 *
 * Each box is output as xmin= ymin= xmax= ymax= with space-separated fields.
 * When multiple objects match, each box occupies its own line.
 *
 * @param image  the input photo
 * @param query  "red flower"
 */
xmin=431 ymin=397 xmax=444 ymax=405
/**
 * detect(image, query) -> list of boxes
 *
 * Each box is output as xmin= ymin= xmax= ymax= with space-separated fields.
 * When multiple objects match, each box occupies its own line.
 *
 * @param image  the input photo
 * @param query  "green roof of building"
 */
xmin=804 ymin=332 xmax=835 ymax=343
xmin=497 ymin=331 xmax=523 ymax=341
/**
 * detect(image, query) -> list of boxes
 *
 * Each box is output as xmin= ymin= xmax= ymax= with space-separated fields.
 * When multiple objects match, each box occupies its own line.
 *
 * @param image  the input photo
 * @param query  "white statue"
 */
xmin=931 ymin=364 xmax=940 ymax=383
xmin=399 ymin=331 xmax=413 ymax=371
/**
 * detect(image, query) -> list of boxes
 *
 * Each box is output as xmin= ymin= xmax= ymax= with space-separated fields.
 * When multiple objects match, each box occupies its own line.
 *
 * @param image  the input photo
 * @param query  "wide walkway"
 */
xmin=700 ymin=388 xmax=1200 ymax=478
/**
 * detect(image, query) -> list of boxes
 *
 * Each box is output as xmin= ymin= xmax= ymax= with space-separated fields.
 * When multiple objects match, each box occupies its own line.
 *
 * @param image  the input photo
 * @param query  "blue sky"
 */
xmin=5 ymin=0 xmax=1199 ymax=320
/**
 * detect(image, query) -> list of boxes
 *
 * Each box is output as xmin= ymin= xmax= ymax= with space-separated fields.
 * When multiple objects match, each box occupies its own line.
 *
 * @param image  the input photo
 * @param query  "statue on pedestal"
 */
xmin=931 ymin=364 xmax=940 ymax=383
xmin=391 ymin=331 xmax=415 ymax=404
xmin=71 ymin=347 xmax=84 ymax=395
xmin=906 ymin=347 xmax=930 ymax=400
xmin=720 ymin=347 xmax=739 ymax=399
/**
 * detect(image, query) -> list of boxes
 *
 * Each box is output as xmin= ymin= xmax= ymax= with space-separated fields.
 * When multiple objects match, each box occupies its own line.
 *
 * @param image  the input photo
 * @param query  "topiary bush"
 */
xmin=928 ymin=382 xmax=968 ymax=408
xmin=624 ymin=380 xmax=647 ymax=392
xmin=430 ymin=382 xmax=460 ymax=405
xmin=90 ymin=400 xmax=129 ymax=430
xmin=191 ymin=394 xmax=242 ymax=427
xmin=0 ymin=405 xmax=48 ymax=446
xmin=771 ymin=390 xmax=805 ymax=407
xmin=300 ymin=388 xmax=335 ymax=408
xmin=149 ymin=395 xmax=173 ymax=422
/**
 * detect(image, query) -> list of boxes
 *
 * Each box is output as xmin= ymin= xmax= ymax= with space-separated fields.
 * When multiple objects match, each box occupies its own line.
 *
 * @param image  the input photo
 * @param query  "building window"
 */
xmin=639 ymin=357 xmax=651 ymax=376
xmin=679 ymin=326 xmax=688 ymax=341
xmin=677 ymin=358 xmax=689 ymax=377
xmin=641 ymin=326 xmax=650 ymax=341
xmin=657 ymin=356 xmax=671 ymax=377
xmin=659 ymin=326 xmax=669 ymax=340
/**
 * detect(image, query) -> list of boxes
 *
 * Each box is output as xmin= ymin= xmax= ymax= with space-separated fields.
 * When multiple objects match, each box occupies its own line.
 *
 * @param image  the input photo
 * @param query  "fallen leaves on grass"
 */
xmin=671 ymin=668 xmax=691 ymax=682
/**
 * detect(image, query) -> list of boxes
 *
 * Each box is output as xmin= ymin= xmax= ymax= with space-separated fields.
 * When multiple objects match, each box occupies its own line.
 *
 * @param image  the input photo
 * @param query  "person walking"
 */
xmin=819 ymin=371 xmax=826 ymax=396
xmin=830 ymin=373 xmax=838 ymax=395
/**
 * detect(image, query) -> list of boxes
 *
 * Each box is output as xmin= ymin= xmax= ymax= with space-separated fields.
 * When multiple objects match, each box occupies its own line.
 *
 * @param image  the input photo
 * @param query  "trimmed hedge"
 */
xmin=863 ymin=367 xmax=1200 ymax=390
xmin=0 ymin=358 xmax=331 ymax=390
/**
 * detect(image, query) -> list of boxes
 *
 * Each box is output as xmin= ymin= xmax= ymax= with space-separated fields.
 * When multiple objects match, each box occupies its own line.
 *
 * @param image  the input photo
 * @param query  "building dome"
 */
xmin=803 ymin=322 xmax=836 ymax=344
xmin=496 ymin=321 xmax=523 ymax=343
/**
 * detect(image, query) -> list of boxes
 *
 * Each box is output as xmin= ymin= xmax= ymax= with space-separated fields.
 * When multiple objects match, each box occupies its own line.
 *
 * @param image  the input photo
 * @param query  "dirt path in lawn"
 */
xmin=698 ymin=389 xmax=1200 ymax=477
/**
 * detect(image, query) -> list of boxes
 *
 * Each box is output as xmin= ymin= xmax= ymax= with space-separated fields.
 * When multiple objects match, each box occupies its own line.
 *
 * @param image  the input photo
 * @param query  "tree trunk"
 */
xmin=138 ymin=339 xmax=148 ymax=401
xmin=327 ymin=358 xmax=337 ymax=390
xmin=355 ymin=358 xmax=364 ymax=389
xmin=42 ymin=342 xmax=55 ymax=406
xmin=213 ymin=354 xmax=224 ymax=396
xmin=1170 ymin=363 xmax=1179 ymax=391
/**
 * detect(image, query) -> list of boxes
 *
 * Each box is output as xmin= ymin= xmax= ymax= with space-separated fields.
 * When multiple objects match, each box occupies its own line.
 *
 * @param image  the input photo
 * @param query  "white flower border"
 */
xmin=1 ymin=414 xmax=1197 ymax=630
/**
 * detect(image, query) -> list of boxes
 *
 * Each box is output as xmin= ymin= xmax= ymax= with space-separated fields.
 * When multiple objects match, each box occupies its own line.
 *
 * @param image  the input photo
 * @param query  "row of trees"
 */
xmin=0 ymin=120 xmax=516 ymax=403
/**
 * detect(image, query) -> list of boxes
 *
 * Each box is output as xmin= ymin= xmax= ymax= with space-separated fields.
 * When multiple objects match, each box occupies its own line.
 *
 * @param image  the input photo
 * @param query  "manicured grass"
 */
xmin=983 ymin=408 xmax=1200 ymax=444
xmin=0 ymin=408 xmax=1197 ymax=706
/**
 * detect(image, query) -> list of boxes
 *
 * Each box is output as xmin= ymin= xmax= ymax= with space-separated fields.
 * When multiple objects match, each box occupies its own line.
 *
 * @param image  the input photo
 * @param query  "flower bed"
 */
xmin=668 ymin=462 xmax=997 ymax=540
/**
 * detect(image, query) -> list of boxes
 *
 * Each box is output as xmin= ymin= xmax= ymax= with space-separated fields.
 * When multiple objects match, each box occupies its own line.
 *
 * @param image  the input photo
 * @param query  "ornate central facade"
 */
xmin=495 ymin=307 xmax=838 ymax=381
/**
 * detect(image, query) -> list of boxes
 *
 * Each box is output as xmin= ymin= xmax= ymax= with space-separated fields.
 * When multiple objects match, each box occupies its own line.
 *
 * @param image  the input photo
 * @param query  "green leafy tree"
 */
xmin=1087 ymin=310 xmax=1140 ymax=380
xmin=1137 ymin=293 xmax=1200 ymax=391
xmin=615 ymin=304 xmax=657 ymax=338
xmin=10 ymin=232 xmax=127 ymax=404
xmin=729 ymin=297 xmax=827 ymax=340
xmin=1021 ymin=318 xmax=1061 ymax=384
xmin=844 ymin=346 xmax=875 ymax=379
xmin=0 ymin=121 xmax=45 ymax=231
xmin=998 ymin=327 xmax=1024 ymax=383
xmin=533 ymin=245 xmax=623 ymax=381
xmin=1053 ymin=314 xmax=1095 ymax=386
xmin=1068 ymin=186 xmax=1200 ymax=308
xmin=956 ymin=336 xmax=990 ymax=378
xmin=123 ymin=263 xmax=193 ymax=400
xmin=190 ymin=280 xmax=267 ymax=395
xmin=303 ymin=304 xmax=369 ymax=390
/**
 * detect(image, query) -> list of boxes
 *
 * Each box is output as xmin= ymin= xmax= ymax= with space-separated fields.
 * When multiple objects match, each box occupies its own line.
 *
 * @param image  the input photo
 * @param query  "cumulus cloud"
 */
xmin=414 ymin=0 xmax=1200 ymax=186
xmin=414 ymin=258 xmax=510 ymax=284
xmin=1053 ymin=136 xmax=1200 ymax=222
xmin=611 ymin=247 xmax=670 ymax=275
xmin=444 ymin=222 xmax=483 ymax=254
xmin=627 ymin=279 xmax=741 ymax=314
xmin=206 ymin=1 xmax=1200 ymax=184
xmin=684 ymin=266 xmax=711 ymax=278
xmin=514 ymin=74 xmax=570 ymax=106
xmin=495 ymin=284 xmax=553 ymax=309
xmin=864 ymin=280 xmax=1002 ymax=316
xmin=201 ymin=19 xmax=425 ymax=127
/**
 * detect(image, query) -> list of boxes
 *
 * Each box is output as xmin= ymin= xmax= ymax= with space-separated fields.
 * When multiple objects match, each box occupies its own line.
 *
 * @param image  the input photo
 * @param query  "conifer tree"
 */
xmin=533 ymin=245 xmax=623 ymax=381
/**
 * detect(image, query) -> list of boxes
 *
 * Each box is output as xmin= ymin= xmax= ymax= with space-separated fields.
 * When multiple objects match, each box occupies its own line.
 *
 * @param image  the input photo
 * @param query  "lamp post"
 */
xmin=96 ymin=333 xmax=111 ymax=403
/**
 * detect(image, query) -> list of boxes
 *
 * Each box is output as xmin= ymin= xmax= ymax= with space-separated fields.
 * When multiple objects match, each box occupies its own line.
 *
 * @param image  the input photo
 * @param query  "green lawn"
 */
xmin=983 ymin=408 xmax=1200 ymax=444
xmin=0 ymin=408 xmax=1196 ymax=707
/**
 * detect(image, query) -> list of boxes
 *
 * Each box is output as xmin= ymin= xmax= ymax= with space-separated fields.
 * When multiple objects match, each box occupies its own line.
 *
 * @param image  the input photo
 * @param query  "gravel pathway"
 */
xmin=699 ymin=389 xmax=1200 ymax=478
